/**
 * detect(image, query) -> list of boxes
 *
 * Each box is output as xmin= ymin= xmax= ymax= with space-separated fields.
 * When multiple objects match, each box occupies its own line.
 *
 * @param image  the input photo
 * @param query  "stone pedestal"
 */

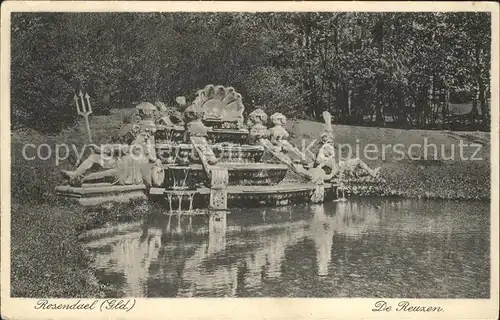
xmin=209 ymin=167 xmax=229 ymax=210
xmin=209 ymin=189 xmax=227 ymax=210
xmin=55 ymin=183 xmax=147 ymax=206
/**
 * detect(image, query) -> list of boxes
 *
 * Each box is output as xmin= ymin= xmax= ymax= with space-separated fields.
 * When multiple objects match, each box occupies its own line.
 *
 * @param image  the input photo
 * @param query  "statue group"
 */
xmin=247 ymin=109 xmax=381 ymax=184
xmin=61 ymin=84 xmax=381 ymax=190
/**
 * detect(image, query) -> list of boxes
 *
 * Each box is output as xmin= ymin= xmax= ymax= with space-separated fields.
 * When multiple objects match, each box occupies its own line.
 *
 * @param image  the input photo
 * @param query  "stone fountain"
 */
xmin=56 ymin=84 xmax=382 ymax=209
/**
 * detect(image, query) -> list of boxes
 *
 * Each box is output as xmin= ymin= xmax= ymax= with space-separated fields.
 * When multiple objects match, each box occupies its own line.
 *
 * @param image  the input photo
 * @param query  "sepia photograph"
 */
xmin=1 ymin=1 xmax=498 ymax=319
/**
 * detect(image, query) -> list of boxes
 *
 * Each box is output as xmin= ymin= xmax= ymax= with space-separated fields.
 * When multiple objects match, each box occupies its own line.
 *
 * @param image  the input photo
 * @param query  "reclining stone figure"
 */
xmin=61 ymin=126 xmax=158 ymax=187
xmin=290 ymin=112 xmax=381 ymax=185
xmin=315 ymin=112 xmax=381 ymax=180
xmin=61 ymin=100 xmax=188 ymax=187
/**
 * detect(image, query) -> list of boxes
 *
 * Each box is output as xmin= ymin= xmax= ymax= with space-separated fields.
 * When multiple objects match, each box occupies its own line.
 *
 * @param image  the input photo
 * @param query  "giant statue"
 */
xmin=315 ymin=111 xmax=381 ymax=180
xmin=61 ymin=102 xmax=160 ymax=187
xmin=183 ymin=102 xmax=218 ymax=166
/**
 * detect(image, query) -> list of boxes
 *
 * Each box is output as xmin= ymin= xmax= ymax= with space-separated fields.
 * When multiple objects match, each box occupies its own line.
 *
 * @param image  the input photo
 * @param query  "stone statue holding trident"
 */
xmin=61 ymin=126 xmax=157 ymax=186
xmin=61 ymin=102 xmax=160 ymax=187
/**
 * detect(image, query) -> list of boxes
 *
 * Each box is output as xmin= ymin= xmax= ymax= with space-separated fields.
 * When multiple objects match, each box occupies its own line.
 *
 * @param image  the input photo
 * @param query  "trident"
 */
xmin=74 ymin=90 xmax=93 ymax=143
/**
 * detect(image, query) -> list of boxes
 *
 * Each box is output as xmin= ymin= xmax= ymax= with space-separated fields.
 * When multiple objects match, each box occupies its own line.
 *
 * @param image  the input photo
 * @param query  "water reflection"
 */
xmin=309 ymin=204 xmax=333 ymax=276
xmin=83 ymin=198 xmax=490 ymax=298
xmin=87 ymin=225 xmax=162 ymax=297
xmin=208 ymin=211 xmax=227 ymax=255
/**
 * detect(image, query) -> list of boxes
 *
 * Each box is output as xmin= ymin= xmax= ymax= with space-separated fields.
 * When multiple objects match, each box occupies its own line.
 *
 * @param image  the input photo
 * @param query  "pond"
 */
xmin=81 ymin=198 xmax=490 ymax=298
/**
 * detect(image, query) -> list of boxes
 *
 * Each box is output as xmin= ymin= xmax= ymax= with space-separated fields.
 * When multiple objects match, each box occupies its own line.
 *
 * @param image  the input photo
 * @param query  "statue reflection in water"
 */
xmin=87 ymin=224 xmax=163 ymax=297
xmin=207 ymin=211 xmax=227 ymax=255
xmin=170 ymin=211 xmax=233 ymax=297
xmin=90 ymin=211 xmax=231 ymax=298
xmin=87 ymin=201 xmax=384 ymax=297
xmin=309 ymin=201 xmax=382 ymax=277
xmin=332 ymin=201 xmax=380 ymax=236
xmin=310 ymin=204 xmax=334 ymax=277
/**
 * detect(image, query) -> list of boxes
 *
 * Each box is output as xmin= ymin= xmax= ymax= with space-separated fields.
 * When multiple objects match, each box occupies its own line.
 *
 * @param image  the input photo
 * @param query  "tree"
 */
xmin=11 ymin=12 xmax=492 ymax=132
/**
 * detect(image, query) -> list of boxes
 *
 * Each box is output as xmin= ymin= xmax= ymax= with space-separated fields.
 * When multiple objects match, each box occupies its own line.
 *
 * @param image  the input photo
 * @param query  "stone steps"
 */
xmin=55 ymin=183 xmax=147 ymax=206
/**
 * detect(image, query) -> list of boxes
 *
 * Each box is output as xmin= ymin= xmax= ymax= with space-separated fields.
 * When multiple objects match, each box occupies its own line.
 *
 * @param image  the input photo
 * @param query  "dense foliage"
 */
xmin=11 ymin=12 xmax=491 ymax=133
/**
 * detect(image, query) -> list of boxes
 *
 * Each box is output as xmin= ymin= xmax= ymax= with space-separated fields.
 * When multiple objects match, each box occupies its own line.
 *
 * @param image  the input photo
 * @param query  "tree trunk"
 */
xmin=471 ymin=88 xmax=479 ymax=127
xmin=427 ymin=75 xmax=434 ymax=126
xmin=418 ymin=86 xmax=427 ymax=129
xmin=328 ymin=80 xmax=334 ymax=114
xmin=375 ymin=79 xmax=385 ymax=126
xmin=332 ymin=20 xmax=339 ymax=120
xmin=347 ymin=87 xmax=352 ymax=120
xmin=302 ymin=18 xmax=316 ymax=119
xmin=413 ymin=87 xmax=421 ymax=128
xmin=422 ymin=87 xmax=428 ymax=129
xmin=337 ymin=84 xmax=343 ymax=122
xmin=319 ymin=25 xmax=329 ymax=117
xmin=396 ymin=88 xmax=407 ymax=127
xmin=478 ymin=80 xmax=488 ymax=125
xmin=374 ymin=17 xmax=385 ymax=127
xmin=442 ymin=87 xmax=449 ymax=128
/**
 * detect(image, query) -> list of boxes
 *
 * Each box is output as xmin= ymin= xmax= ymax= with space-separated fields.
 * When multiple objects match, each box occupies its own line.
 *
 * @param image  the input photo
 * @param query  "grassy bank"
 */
xmin=10 ymin=202 xmax=101 ymax=297
xmin=10 ymin=111 xmax=150 ymax=297
xmin=9 ymin=110 xmax=491 ymax=297
xmin=10 ymin=199 xmax=152 ymax=297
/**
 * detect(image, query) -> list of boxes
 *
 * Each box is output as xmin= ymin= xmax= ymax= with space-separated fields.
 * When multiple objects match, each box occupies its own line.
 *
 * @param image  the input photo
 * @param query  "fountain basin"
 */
xmin=161 ymin=163 xmax=289 ymax=189
xmin=154 ymin=125 xmax=185 ymax=144
xmin=212 ymin=144 xmax=264 ymax=163
xmin=55 ymin=183 xmax=147 ymax=206
xmin=207 ymin=129 xmax=249 ymax=145
xmin=156 ymin=144 xmax=265 ymax=164
xmin=150 ymin=183 xmax=337 ymax=209
xmin=154 ymin=126 xmax=249 ymax=145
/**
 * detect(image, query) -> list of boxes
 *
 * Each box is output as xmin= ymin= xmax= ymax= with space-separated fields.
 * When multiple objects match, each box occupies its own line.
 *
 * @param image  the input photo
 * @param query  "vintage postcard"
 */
xmin=1 ymin=1 xmax=498 ymax=319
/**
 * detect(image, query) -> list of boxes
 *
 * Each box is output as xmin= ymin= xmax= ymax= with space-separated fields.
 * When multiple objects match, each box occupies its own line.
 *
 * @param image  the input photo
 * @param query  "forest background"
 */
xmin=11 ymin=12 xmax=492 ymax=133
